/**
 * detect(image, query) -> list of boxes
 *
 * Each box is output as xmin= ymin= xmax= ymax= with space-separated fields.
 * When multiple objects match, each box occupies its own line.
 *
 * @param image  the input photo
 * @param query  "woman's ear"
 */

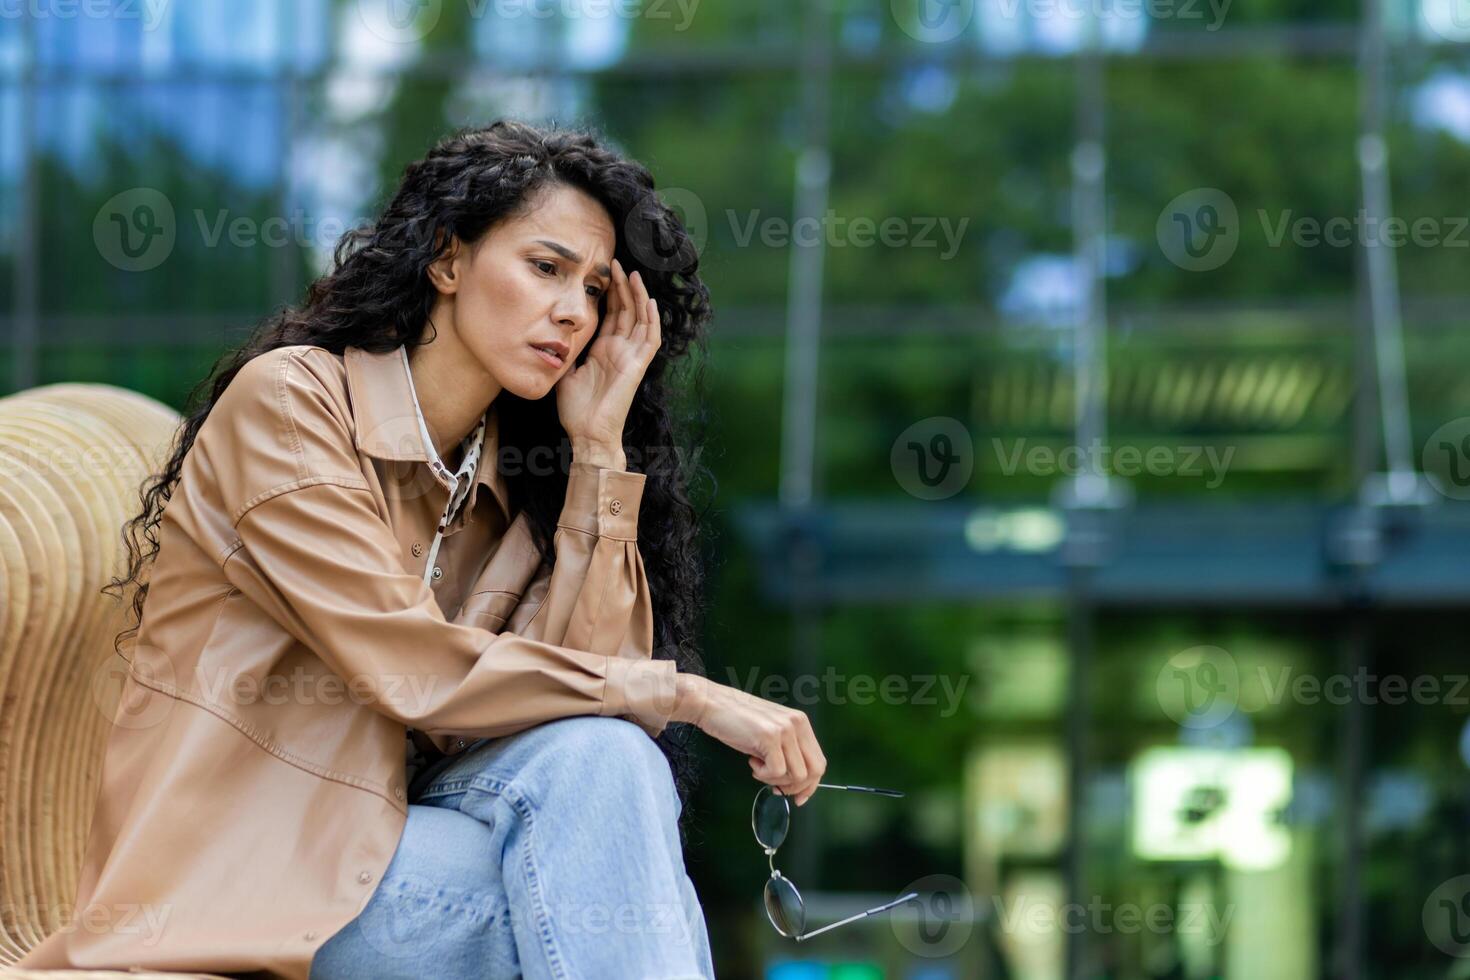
xmin=426 ymin=232 xmax=462 ymax=294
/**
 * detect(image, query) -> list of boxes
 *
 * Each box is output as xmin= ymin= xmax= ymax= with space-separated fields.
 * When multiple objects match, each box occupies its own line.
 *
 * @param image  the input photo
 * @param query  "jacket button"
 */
xmin=431 ymin=565 xmax=443 ymax=580
xmin=610 ymin=499 xmax=623 ymax=516
xmin=358 ymin=870 xmax=373 ymax=884
xmin=411 ymin=542 xmax=424 ymax=557
xmin=457 ymin=738 xmax=467 ymax=749
xmin=393 ymin=785 xmax=405 ymax=801
xmin=303 ymin=931 xmax=318 ymax=941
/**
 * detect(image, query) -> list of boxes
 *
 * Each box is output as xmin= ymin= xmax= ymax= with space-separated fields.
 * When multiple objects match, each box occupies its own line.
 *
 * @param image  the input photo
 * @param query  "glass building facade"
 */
xmin=5 ymin=1 xmax=1470 ymax=977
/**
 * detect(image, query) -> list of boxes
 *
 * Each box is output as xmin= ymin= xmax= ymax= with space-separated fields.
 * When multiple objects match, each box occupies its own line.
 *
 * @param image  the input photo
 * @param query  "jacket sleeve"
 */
xmin=510 ymin=460 xmax=654 ymax=659
xmin=454 ymin=462 xmax=653 ymax=654
xmin=196 ymin=347 xmax=680 ymax=741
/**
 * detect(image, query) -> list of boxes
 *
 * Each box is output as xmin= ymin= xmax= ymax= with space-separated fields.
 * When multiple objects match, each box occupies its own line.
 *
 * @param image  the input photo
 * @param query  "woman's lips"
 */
xmin=530 ymin=344 xmax=565 ymax=369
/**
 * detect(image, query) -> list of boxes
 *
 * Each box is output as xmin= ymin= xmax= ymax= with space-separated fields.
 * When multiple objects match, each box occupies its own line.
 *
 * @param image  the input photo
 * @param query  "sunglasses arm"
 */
xmin=814 ymin=783 xmax=904 ymax=798
xmin=793 ymin=892 xmax=921 ymax=942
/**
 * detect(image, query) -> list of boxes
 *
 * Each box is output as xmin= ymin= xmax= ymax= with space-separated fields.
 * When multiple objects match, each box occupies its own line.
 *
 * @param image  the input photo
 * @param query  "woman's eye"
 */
xmin=534 ymin=258 xmax=603 ymax=299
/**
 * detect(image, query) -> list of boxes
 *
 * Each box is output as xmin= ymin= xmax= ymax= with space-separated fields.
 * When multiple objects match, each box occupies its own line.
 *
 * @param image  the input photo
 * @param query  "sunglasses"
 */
xmin=752 ymin=782 xmax=921 ymax=942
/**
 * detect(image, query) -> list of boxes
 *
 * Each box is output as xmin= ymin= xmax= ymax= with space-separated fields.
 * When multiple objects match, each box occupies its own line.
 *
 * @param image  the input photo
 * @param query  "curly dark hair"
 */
xmin=108 ymin=118 xmax=715 ymax=833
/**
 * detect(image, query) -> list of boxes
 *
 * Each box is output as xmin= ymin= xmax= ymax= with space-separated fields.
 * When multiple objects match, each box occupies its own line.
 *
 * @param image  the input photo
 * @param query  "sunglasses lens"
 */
xmin=764 ymin=875 xmax=805 ymax=938
xmin=752 ymin=786 xmax=790 ymax=851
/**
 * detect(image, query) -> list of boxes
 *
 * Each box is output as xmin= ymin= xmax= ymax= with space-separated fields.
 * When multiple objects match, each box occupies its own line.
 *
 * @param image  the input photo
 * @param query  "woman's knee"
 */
xmin=525 ymin=715 xmax=675 ymax=807
xmin=311 ymin=805 xmax=516 ymax=979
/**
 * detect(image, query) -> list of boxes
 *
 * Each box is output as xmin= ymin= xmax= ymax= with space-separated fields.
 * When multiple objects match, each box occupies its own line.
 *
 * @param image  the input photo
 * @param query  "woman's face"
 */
xmin=434 ymin=181 xmax=616 ymax=400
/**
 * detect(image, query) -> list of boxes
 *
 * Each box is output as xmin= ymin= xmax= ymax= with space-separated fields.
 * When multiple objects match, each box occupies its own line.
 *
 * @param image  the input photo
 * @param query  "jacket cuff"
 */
xmin=558 ymin=460 xmax=646 ymax=540
xmin=600 ymin=658 xmax=679 ymax=738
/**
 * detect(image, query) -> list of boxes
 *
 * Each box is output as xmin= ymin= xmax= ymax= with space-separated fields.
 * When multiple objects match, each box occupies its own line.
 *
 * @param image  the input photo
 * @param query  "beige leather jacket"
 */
xmin=16 ymin=343 xmax=680 ymax=979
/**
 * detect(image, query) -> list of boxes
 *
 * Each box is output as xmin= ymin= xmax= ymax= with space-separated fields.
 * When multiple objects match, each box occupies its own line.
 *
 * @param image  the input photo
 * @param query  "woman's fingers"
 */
xmin=752 ymin=756 xmax=787 ymax=788
xmin=696 ymin=680 xmax=829 ymax=803
xmin=632 ymin=295 xmax=659 ymax=353
xmin=751 ymin=730 xmax=787 ymax=786
xmin=628 ymin=270 xmax=651 ymax=347
xmin=629 ymin=295 xmax=648 ymax=347
xmin=771 ymin=731 xmax=804 ymax=800
xmin=610 ymin=258 xmax=636 ymax=337
xmin=630 ymin=267 xmax=649 ymax=309
xmin=602 ymin=261 xmax=623 ymax=329
xmin=782 ymin=722 xmax=808 ymax=786
xmin=798 ymin=712 xmax=826 ymax=806
xmin=754 ymin=710 xmax=822 ymax=804
xmin=646 ymin=296 xmax=660 ymax=350
xmin=782 ymin=740 xmax=817 ymax=799
xmin=605 ymin=262 xmax=661 ymax=361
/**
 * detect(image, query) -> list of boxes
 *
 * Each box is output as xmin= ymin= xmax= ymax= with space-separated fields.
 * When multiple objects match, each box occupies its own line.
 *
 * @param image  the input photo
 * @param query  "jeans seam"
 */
xmin=424 ymin=772 xmax=568 ymax=980
xmin=404 ymin=728 xmax=710 ymax=979
xmin=518 ymin=808 xmax=568 ymax=980
xmin=374 ymin=876 xmax=505 ymax=926
xmin=416 ymin=776 xmax=474 ymax=801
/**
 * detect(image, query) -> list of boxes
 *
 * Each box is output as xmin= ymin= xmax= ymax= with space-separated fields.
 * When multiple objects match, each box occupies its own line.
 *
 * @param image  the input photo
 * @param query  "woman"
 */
xmin=17 ymin=120 xmax=826 ymax=979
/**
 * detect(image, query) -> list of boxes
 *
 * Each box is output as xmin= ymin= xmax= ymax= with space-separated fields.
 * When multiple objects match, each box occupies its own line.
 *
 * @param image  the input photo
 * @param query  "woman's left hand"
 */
xmin=556 ymin=257 xmax=661 ymax=453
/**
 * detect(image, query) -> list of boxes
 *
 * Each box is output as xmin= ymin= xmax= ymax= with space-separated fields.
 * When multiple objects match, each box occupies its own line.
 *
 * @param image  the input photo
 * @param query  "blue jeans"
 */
xmin=309 ymin=716 xmax=715 ymax=979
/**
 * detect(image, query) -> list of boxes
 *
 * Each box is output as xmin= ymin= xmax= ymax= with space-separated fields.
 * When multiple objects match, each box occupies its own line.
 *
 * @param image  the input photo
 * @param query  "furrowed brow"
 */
xmin=535 ymin=239 xmax=611 ymax=280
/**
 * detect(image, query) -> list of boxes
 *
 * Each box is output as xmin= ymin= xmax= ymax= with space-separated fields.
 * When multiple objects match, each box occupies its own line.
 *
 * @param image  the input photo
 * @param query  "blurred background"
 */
xmin=5 ymin=0 xmax=1470 ymax=977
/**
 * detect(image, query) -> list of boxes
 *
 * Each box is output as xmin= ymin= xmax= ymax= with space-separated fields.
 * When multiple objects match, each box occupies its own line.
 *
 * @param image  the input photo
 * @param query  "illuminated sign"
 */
xmin=1131 ymin=746 xmax=1292 ymax=870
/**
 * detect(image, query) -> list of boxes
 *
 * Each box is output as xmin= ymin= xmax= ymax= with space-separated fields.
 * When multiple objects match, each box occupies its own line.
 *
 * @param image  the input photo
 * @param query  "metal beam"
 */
xmin=734 ymin=499 xmax=1470 ymax=607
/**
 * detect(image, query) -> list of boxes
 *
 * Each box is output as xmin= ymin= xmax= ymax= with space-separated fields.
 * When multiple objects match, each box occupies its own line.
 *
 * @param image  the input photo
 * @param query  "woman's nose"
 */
xmin=552 ymin=292 xmax=594 ymax=332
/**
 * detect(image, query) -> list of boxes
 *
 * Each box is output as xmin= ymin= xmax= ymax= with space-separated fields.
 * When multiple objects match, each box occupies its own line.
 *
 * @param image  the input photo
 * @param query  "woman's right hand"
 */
xmin=671 ymin=675 xmax=827 ymax=806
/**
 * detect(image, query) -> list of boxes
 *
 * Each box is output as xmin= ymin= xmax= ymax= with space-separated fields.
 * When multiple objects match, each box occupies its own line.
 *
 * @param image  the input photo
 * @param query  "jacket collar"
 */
xmin=343 ymin=344 xmax=510 ymax=523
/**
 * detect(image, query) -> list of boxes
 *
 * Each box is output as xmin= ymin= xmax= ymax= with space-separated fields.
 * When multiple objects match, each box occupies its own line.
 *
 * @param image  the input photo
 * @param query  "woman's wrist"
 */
xmin=670 ymin=673 xmax=710 ymax=727
xmin=571 ymin=438 xmax=626 ymax=471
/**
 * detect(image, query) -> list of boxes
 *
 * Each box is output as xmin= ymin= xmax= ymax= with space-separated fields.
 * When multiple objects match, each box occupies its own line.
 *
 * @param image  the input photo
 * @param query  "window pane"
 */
xmin=37 ymin=79 xmax=292 ymax=319
xmin=0 ymin=82 xmax=17 ymax=316
xmin=21 ymin=0 xmax=323 ymax=73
